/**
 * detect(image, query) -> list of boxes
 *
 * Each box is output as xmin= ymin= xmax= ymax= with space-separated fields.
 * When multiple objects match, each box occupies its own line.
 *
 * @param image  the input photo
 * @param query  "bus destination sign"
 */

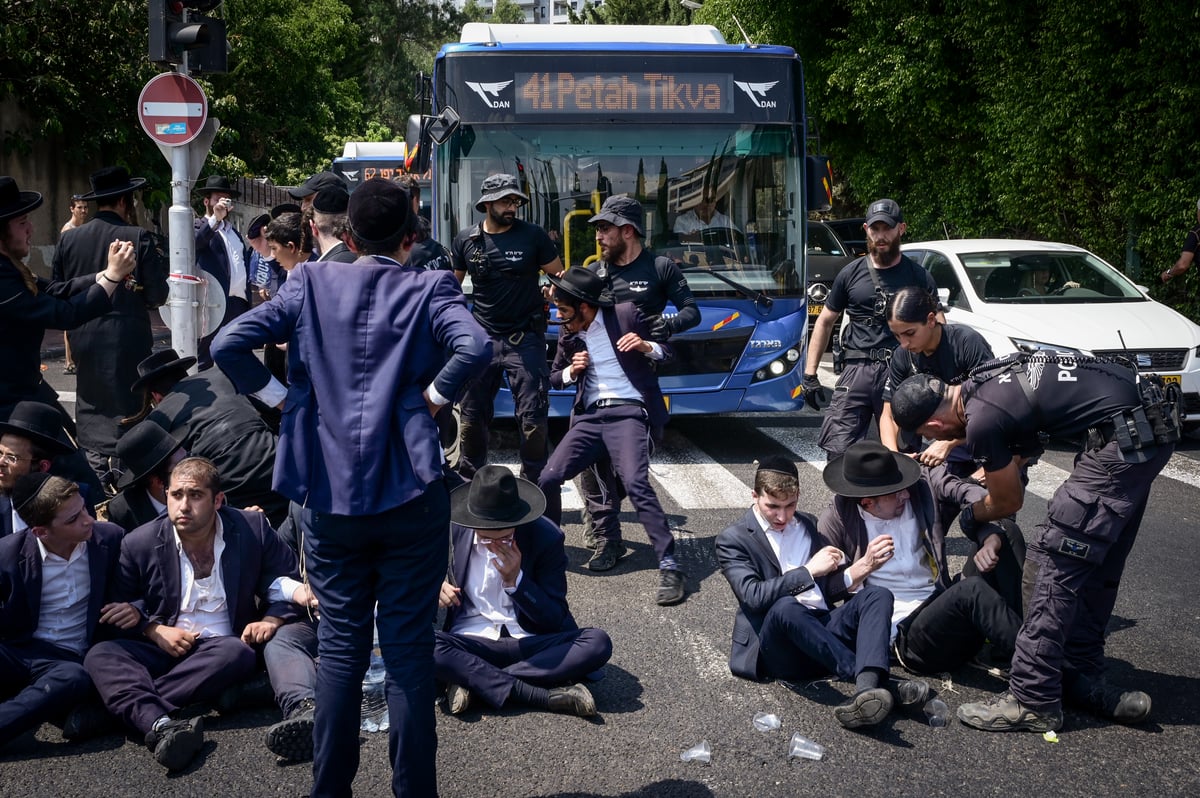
xmin=514 ymin=72 xmax=734 ymax=115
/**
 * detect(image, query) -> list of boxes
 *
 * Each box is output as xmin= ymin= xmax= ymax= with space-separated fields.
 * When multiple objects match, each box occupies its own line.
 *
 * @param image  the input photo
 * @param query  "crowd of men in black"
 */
xmin=0 ymin=168 xmax=1181 ymax=793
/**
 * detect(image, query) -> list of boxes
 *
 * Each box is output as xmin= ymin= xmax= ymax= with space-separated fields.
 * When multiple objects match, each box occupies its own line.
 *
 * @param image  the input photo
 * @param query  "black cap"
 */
xmin=589 ymin=195 xmax=644 ymax=236
xmin=288 ymin=171 xmax=344 ymax=199
xmin=312 ymin=185 xmax=350 ymax=214
xmin=865 ymin=198 xmax=903 ymax=227
xmin=11 ymin=472 xmax=54 ymax=523
xmin=890 ymin=374 xmax=947 ymax=430
xmin=247 ymin=213 xmax=271 ymax=239
xmin=348 ymin=179 xmax=413 ymax=246
xmin=754 ymin=455 xmax=798 ymax=480
xmin=270 ymin=202 xmax=302 ymax=218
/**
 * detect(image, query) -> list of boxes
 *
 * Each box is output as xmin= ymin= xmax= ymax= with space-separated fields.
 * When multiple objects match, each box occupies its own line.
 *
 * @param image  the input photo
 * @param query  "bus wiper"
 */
xmin=678 ymin=267 xmax=774 ymax=313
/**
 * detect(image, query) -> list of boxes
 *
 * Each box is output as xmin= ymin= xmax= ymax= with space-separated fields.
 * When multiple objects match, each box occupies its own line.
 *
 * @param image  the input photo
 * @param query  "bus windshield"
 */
xmin=437 ymin=122 xmax=804 ymax=299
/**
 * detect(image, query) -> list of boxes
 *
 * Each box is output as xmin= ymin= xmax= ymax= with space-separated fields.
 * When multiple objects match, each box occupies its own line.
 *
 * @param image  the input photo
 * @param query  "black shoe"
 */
xmin=62 ymin=700 xmax=114 ymax=742
xmin=546 ymin=684 xmax=596 ymax=717
xmin=1064 ymin=673 xmax=1151 ymax=724
xmin=894 ymin=679 xmax=930 ymax=707
xmin=587 ymin=540 xmax=626 ymax=572
xmin=834 ymin=687 xmax=893 ymax=729
xmin=656 ymin=568 xmax=686 ymax=606
xmin=216 ymin=672 xmax=274 ymax=714
xmin=145 ymin=717 xmax=204 ymax=772
xmin=265 ymin=699 xmax=315 ymax=762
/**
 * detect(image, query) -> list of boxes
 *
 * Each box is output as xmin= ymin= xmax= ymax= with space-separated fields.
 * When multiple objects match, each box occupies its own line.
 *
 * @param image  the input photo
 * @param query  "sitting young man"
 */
xmin=83 ymin=456 xmax=299 ymax=772
xmin=104 ymin=420 xmax=188 ymax=533
xmin=818 ymin=441 xmax=1024 ymax=675
xmin=0 ymin=474 xmax=136 ymax=748
xmin=436 ymin=465 xmax=612 ymax=717
xmin=715 ymin=457 xmax=902 ymax=729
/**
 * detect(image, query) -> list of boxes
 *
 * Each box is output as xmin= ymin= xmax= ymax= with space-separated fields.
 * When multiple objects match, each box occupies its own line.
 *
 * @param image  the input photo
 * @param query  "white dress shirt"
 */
xmin=449 ymin=532 xmax=528 ymax=641
xmin=207 ymin=216 xmax=247 ymax=300
xmin=560 ymin=308 xmax=664 ymax=408
xmin=174 ymin=515 xmax=233 ymax=638
xmin=856 ymin=502 xmax=936 ymax=641
xmin=751 ymin=506 xmax=828 ymax=612
xmin=34 ymin=539 xmax=91 ymax=655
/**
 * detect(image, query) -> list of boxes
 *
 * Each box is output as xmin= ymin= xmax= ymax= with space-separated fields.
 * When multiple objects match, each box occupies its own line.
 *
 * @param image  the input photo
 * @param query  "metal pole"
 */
xmin=168 ymin=54 xmax=198 ymax=359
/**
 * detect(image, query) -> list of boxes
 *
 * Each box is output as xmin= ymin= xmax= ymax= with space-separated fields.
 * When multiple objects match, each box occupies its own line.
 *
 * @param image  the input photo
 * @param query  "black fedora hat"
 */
xmin=0 ymin=401 xmax=75 ymax=456
xmin=547 ymin=268 xmax=614 ymax=308
xmin=130 ymin=349 xmax=197 ymax=395
xmin=449 ymin=465 xmax=546 ymax=530
xmin=195 ymin=175 xmax=241 ymax=198
xmin=822 ymin=441 xmax=921 ymax=498
xmin=78 ymin=166 xmax=146 ymax=201
xmin=116 ymin=421 xmax=184 ymax=489
xmin=0 ymin=176 xmax=44 ymax=224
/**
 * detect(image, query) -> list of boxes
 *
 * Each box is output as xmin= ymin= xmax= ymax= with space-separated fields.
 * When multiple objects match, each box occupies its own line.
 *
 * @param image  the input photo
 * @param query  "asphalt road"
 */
xmin=3 ymin=357 xmax=1199 ymax=797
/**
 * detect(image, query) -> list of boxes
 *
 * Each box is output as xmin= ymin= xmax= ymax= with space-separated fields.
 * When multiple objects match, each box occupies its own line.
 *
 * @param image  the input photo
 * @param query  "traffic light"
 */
xmin=149 ymin=0 xmax=228 ymax=73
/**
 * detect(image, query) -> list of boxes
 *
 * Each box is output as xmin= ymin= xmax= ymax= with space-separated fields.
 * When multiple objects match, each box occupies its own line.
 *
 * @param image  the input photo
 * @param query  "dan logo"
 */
xmin=734 ymin=80 xmax=779 ymax=109
xmin=467 ymin=80 xmax=513 ymax=109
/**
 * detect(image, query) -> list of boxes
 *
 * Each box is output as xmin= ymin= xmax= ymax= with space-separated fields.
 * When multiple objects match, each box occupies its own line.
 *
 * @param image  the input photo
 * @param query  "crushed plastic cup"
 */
xmin=680 ymin=739 xmax=712 ymax=764
xmin=752 ymin=712 xmax=782 ymax=732
xmin=923 ymin=698 xmax=950 ymax=727
xmin=787 ymin=732 xmax=825 ymax=761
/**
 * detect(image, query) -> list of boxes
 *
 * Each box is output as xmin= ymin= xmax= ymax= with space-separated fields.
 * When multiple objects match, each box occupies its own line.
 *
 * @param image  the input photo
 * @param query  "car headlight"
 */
xmin=753 ymin=347 xmax=802 ymax=383
xmin=1009 ymin=338 xmax=1083 ymax=357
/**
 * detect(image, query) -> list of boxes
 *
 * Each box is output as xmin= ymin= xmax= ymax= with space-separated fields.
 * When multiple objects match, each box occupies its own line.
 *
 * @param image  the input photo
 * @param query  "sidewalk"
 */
xmin=40 ymin=311 xmax=172 ymax=359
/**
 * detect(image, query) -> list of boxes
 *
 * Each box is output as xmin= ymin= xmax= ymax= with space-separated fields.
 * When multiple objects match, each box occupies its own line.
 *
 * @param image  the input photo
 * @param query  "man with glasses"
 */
xmin=1 ymin=402 xmax=86 ymax=538
xmin=451 ymin=174 xmax=564 ymax=482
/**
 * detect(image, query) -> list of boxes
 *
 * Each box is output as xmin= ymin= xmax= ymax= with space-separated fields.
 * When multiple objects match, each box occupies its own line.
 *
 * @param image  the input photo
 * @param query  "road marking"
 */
xmin=648 ymin=434 xmax=756 ymax=509
xmin=57 ymin=390 xmax=76 ymax=403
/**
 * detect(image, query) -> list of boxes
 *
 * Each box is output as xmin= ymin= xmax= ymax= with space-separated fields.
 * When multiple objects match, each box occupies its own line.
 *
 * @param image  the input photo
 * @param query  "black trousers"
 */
xmin=896 ymin=576 xmax=1023 ymax=674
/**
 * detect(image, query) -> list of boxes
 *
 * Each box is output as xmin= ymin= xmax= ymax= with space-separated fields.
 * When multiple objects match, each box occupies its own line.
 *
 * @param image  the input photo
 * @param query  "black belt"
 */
xmin=588 ymin=398 xmax=644 ymax=410
xmin=842 ymin=347 xmax=895 ymax=364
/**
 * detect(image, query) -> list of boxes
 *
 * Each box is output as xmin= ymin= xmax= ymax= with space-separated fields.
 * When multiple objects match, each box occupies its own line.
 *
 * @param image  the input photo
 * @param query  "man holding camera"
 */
xmin=52 ymin=167 xmax=168 ymax=489
xmin=194 ymin=175 xmax=252 ymax=370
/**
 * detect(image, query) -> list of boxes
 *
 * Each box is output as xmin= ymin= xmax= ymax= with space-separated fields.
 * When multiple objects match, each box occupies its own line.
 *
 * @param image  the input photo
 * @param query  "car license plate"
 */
xmin=1161 ymin=374 xmax=1181 ymax=386
xmin=808 ymin=303 xmax=823 ymax=317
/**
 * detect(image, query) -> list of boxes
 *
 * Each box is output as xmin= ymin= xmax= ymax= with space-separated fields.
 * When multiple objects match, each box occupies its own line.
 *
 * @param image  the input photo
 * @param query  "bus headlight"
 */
xmin=752 ymin=347 xmax=802 ymax=383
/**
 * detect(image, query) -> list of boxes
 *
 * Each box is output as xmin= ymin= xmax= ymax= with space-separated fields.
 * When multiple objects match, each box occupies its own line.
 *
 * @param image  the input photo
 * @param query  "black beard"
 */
xmin=868 ymin=238 xmax=899 ymax=264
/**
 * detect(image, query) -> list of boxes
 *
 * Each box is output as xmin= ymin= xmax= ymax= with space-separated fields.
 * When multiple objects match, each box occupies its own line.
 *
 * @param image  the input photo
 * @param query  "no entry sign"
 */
xmin=138 ymin=72 xmax=208 ymax=147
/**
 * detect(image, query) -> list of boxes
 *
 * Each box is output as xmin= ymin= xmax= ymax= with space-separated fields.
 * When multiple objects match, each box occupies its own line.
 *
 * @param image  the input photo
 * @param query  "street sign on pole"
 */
xmin=137 ymin=72 xmax=208 ymax=147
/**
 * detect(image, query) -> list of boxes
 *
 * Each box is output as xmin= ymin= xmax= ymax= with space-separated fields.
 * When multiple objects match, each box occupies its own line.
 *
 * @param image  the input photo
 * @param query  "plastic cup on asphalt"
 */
xmin=752 ymin=712 xmax=781 ymax=732
xmin=787 ymin=732 xmax=825 ymax=761
xmin=923 ymin=698 xmax=950 ymax=727
xmin=680 ymin=739 xmax=712 ymax=764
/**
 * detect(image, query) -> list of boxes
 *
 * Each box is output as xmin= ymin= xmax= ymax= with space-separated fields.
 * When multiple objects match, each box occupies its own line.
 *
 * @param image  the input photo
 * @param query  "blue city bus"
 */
xmin=422 ymin=23 xmax=830 ymax=416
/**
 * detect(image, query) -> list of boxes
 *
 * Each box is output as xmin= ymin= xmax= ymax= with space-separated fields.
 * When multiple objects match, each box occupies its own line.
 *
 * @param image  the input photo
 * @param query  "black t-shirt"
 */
xmin=408 ymin=238 xmax=453 ymax=272
xmin=963 ymin=355 xmax=1142 ymax=471
xmin=588 ymin=249 xmax=700 ymax=334
xmin=1182 ymin=225 xmax=1200 ymax=257
xmin=826 ymin=255 xmax=938 ymax=350
xmin=883 ymin=323 xmax=994 ymax=401
xmin=451 ymin=219 xmax=558 ymax=335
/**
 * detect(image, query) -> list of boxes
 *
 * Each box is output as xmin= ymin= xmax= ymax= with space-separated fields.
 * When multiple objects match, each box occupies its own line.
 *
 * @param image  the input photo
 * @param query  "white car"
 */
xmin=903 ymin=239 xmax=1200 ymax=427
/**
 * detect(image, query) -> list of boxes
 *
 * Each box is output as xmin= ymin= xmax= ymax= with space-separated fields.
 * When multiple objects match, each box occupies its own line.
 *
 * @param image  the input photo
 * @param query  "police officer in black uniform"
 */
xmin=452 ymin=174 xmax=564 ymax=482
xmin=575 ymin=196 xmax=700 ymax=564
xmin=803 ymin=199 xmax=937 ymax=456
xmin=890 ymin=355 xmax=1179 ymax=732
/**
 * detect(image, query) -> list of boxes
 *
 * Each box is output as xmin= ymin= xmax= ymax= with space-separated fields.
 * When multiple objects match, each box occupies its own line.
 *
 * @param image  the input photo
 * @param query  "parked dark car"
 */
xmin=824 ymin=217 xmax=867 ymax=256
xmin=806 ymin=221 xmax=857 ymax=334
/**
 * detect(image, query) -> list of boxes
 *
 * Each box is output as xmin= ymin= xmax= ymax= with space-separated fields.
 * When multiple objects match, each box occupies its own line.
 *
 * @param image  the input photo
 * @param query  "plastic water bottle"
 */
xmin=923 ymin=698 xmax=950 ymax=728
xmin=360 ymin=642 xmax=389 ymax=732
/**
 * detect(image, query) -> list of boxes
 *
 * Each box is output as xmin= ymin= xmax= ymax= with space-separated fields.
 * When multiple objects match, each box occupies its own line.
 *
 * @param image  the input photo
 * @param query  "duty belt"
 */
xmin=842 ymin=347 xmax=895 ymax=364
xmin=588 ymin=398 xmax=644 ymax=410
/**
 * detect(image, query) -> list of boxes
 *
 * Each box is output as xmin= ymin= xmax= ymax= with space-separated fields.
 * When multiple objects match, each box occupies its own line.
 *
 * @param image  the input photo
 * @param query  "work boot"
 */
xmin=957 ymin=692 xmax=1062 ymax=733
xmin=446 ymin=683 xmax=471 ymax=715
xmin=834 ymin=687 xmax=893 ymax=729
xmin=587 ymin=540 xmax=626 ymax=572
xmin=1064 ymin=673 xmax=1151 ymax=724
xmin=546 ymin=684 xmax=596 ymax=717
xmin=656 ymin=568 xmax=686 ymax=606
xmin=145 ymin=717 xmax=204 ymax=772
xmin=265 ymin=698 xmax=316 ymax=762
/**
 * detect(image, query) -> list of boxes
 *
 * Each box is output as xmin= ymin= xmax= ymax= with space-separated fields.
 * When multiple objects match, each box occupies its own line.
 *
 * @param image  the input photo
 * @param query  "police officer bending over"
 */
xmin=890 ymin=354 xmax=1179 ymax=732
xmin=803 ymin=199 xmax=937 ymax=456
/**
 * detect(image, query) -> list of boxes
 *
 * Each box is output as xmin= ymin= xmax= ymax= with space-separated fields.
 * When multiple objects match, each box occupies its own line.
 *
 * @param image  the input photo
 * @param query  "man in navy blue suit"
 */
xmin=193 ymin=175 xmax=252 ymax=370
xmin=436 ymin=465 xmax=611 ymax=717
xmin=0 ymin=474 xmax=136 ymax=749
xmin=211 ymin=178 xmax=490 ymax=797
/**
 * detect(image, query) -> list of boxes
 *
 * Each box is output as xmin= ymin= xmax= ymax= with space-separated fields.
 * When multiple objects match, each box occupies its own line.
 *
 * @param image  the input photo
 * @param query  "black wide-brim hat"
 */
xmin=195 ymin=175 xmax=241 ymax=198
xmin=78 ymin=166 xmax=146 ymax=201
xmin=116 ymin=421 xmax=184 ymax=489
xmin=0 ymin=176 xmax=44 ymax=224
xmin=0 ymin=401 xmax=74 ymax=456
xmin=449 ymin=464 xmax=547 ymax=530
xmin=822 ymin=441 xmax=922 ymax=498
xmin=131 ymin=349 xmax=197 ymax=395
xmin=546 ymin=268 xmax=615 ymax=308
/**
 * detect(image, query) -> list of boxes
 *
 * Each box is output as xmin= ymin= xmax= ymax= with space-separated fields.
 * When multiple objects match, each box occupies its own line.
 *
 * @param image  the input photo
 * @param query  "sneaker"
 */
xmin=895 ymin=679 xmax=930 ymax=707
xmin=446 ymin=683 xmax=471 ymax=715
xmin=546 ymin=683 xmax=596 ymax=717
xmin=587 ymin=540 xmax=626 ymax=572
xmin=62 ymin=700 xmax=114 ymax=742
xmin=265 ymin=699 xmax=315 ymax=762
xmin=656 ymin=568 xmax=686 ymax=606
xmin=1064 ymin=674 xmax=1151 ymax=724
xmin=957 ymin=692 xmax=1062 ymax=732
xmin=145 ymin=717 xmax=204 ymax=772
xmin=834 ymin=687 xmax=893 ymax=729
xmin=63 ymin=364 xmax=76 ymax=375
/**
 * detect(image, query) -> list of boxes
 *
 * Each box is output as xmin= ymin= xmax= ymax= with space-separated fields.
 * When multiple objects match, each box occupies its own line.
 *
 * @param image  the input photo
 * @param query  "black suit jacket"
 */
xmin=715 ymin=507 xmax=851 ymax=681
xmin=0 ymin=522 xmax=125 ymax=647
xmin=314 ymin=242 xmax=357 ymax=264
xmin=194 ymin=217 xmax=251 ymax=298
xmin=104 ymin=487 xmax=163 ymax=534
xmin=116 ymin=506 xmax=299 ymax=636
xmin=443 ymin=517 xmax=577 ymax=636
xmin=550 ymin=301 xmax=671 ymax=433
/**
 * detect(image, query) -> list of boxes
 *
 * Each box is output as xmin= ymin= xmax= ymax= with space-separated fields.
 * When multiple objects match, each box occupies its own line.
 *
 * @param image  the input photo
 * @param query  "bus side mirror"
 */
xmin=806 ymin=155 xmax=833 ymax=213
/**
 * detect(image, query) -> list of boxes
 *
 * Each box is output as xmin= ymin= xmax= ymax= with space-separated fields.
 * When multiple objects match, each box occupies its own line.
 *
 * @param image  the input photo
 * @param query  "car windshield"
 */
xmin=962 ymin=250 xmax=1146 ymax=303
